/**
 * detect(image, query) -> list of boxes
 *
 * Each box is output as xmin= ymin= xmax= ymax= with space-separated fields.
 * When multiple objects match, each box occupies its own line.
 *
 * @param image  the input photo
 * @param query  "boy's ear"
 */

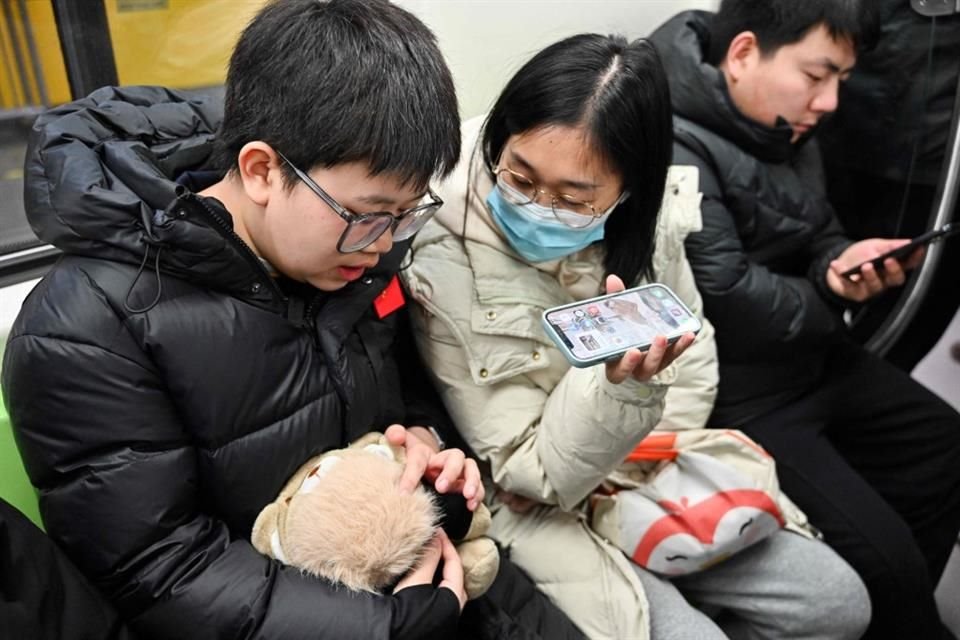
xmin=724 ymin=31 xmax=760 ymax=83
xmin=236 ymin=141 xmax=281 ymax=207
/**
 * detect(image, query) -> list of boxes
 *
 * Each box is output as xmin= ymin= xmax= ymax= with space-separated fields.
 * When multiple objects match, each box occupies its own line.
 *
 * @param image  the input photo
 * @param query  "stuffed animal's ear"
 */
xmin=375 ymin=433 xmax=407 ymax=464
xmin=349 ymin=431 xmax=405 ymax=463
xmin=350 ymin=431 xmax=385 ymax=449
xmin=462 ymin=503 xmax=492 ymax=541
xmin=457 ymin=538 xmax=500 ymax=600
xmin=252 ymin=503 xmax=284 ymax=561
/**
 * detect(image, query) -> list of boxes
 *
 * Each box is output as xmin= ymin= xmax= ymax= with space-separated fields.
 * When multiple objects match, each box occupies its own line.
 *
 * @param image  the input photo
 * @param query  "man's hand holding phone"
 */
xmin=827 ymin=238 xmax=925 ymax=302
xmin=602 ymin=275 xmax=696 ymax=384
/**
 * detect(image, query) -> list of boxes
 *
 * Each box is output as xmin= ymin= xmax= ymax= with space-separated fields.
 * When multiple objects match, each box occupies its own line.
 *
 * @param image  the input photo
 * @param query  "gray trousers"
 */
xmin=633 ymin=530 xmax=871 ymax=640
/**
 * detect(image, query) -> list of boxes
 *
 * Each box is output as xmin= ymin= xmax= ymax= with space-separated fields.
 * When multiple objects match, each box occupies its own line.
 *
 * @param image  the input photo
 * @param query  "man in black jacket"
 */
xmin=0 ymin=1 xmax=584 ymax=638
xmin=819 ymin=2 xmax=960 ymax=372
xmin=650 ymin=2 xmax=960 ymax=639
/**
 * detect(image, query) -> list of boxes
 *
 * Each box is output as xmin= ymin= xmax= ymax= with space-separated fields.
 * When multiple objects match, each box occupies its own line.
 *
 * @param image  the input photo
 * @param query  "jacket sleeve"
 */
xmin=403 ymin=239 xmax=671 ymax=513
xmin=0 ymin=498 xmax=136 ymax=640
xmin=392 ymin=304 xmax=460 ymax=444
xmin=1 ymin=280 xmax=458 ymax=640
xmin=650 ymin=174 xmax=719 ymax=432
xmin=673 ymin=145 xmax=846 ymax=358
xmin=657 ymin=275 xmax=717 ymax=432
xmin=414 ymin=332 xmax=669 ymax=513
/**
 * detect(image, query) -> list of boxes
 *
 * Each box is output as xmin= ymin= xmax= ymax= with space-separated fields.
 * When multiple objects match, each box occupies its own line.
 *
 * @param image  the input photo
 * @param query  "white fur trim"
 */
xmin=364 ymin=443 xmax=397 ymax=461
xmin=270 ymin=530 xmax=288 ymax=563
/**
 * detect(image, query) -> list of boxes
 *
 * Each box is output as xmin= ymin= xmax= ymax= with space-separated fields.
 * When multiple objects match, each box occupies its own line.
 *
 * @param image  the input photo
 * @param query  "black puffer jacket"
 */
xmin=2 ymin=86 xmax=460 ymax=639
xmin=820 ymin=2 xmax=960 ymax=184
xmin=649 ymin=12 xmax=853 ymax=425
xmin=0 ymin=499 xmax=136 ymax=640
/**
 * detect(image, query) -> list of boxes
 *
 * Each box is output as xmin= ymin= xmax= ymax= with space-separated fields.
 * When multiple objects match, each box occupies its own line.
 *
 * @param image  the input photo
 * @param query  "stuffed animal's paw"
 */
xmin=456 ymin=537 xmax=499 ymax=600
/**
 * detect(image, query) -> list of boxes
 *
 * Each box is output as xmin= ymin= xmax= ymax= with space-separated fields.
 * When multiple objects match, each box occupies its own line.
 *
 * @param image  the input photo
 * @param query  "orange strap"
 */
xmin=625 ymin=432 xmax=679 ymax=462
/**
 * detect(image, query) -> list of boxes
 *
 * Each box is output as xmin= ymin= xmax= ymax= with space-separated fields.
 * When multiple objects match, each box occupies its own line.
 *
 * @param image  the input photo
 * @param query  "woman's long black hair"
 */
xmin=482 ymin=33 xmax=672 ymax=286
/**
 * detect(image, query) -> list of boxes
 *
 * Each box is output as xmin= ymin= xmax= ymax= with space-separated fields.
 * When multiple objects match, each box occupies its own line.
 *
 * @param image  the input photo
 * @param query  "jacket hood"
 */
xmin=649 ymin=11 xmax=802 ymax=163
xmin=22 ymin=85 xmax=291 ymax=308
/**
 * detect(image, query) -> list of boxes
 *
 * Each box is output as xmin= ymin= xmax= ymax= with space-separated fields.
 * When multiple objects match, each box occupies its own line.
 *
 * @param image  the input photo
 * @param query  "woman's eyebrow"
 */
xmin=510 ymin=150 xmax=601 ymax=191
xmin=508 ymin=150 xmax=536 ymax=174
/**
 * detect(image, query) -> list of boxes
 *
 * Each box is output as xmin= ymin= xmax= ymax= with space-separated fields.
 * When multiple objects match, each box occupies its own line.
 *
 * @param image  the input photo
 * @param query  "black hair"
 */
xmin=708 ymin=0 xmax=879 ymax=65
xmin=482 ymin=34 xmax=671 ymax=286
xmin=214 ymin=0 xmax=460 ymax=191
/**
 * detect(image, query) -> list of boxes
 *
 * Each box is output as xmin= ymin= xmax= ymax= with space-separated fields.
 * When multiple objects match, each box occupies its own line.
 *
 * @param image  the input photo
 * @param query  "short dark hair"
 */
xmin=214 ymin=0 xmax=460 ymax=191
xmin=482 ymin=34 xmax=671 ymax=286
xmin=707 ymin=0 xmax=878 ymax=65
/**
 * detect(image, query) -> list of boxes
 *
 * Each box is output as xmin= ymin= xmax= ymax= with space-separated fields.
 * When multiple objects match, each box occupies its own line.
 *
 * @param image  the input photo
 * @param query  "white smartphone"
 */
xmin=541 ymin=283 xmax=702 ymax=368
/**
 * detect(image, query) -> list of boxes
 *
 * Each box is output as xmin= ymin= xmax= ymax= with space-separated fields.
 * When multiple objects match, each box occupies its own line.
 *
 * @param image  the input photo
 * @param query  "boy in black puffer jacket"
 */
xmin=0 ymin=1 xmax=583 ymax=638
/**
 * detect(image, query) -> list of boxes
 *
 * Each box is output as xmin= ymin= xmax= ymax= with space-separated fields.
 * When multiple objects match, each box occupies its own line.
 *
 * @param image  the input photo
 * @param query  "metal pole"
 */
xmin=16 ymin=0 xmax=48 ymax=106
xmin=0 ymin=2 xmax=23 ymax=105
xmin=866 ymin=71 xmax=960 ymax=355
xmin=1 ymin=0 xmax=35 ymax=105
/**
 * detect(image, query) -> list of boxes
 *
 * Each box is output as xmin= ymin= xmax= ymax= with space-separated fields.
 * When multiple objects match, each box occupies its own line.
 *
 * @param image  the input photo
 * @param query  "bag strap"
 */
xmin=625 ymin=432 xmax=679 ymax=462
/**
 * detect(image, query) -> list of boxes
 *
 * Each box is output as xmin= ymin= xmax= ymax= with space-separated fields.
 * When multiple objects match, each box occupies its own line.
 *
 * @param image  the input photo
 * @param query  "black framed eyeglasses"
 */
xmin=276 ymin=151 xmax=443 ymax=253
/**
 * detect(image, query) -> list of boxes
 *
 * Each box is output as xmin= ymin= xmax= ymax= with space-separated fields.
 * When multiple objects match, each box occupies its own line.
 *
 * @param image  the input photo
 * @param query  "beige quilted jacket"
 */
xmin=403 ymin=117 xmax=718 ymax=508
xmin=401 ymin=117 xmax=798 ymax=639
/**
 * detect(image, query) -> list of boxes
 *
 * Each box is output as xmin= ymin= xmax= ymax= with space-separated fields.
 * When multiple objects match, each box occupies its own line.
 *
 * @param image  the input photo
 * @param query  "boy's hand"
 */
xmin=827 ymin=238 xmax=924 ymax=302
xmin=393 ymin=529 xmax=466 ymax=611
xmin=603 ymin=275 xmax=695 ymax=384
xmin=386 ymin=425 xmax=485 ymax=511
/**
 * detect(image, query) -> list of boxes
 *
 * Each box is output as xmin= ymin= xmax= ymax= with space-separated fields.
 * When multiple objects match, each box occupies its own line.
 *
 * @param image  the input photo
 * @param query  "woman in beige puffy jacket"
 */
xmin=402 ymin=34 xmax=870 ymax=640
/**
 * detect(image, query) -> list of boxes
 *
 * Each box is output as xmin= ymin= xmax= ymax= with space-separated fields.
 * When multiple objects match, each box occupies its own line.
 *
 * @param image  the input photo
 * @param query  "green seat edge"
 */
xmin=0 ymin=391 xmax=43 ymax=529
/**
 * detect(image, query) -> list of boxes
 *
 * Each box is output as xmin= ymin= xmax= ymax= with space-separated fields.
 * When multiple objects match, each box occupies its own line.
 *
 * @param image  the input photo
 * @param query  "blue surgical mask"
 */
xmin=485 ymin=185 xmax=612 ymax=262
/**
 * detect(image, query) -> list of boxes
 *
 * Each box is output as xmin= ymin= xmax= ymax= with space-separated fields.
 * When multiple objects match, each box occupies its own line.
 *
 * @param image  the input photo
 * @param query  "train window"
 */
xmin=0 ymin=0 xmax=68 ymax=285
xmin=0 ymin=0 xmax=264 ymax=287
xmin=104 ymin=0 xmax=262 ymax=91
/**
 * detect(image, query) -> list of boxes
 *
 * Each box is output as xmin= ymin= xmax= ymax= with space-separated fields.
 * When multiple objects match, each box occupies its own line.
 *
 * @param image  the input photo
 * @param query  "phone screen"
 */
xmin=544 ymin=285 xmax=700 ymax=362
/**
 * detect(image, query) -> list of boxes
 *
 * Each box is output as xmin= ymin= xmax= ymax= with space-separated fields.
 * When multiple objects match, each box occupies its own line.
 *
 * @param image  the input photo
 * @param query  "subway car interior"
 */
xmin=1 ymin=0 xmax=959 ymax=638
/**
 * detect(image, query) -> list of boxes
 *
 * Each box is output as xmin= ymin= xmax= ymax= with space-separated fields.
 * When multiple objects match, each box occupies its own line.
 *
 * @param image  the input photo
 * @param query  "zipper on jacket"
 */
xmin=180 ymin=191 xmax=288 ymax=310
xmin=303 ymin=291 xmax=327 ymax=349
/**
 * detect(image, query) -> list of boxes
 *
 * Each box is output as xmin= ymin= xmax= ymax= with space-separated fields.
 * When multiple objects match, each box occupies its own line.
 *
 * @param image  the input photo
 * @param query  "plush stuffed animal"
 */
xmin=252 ymin=432 xmax=499 ymax=599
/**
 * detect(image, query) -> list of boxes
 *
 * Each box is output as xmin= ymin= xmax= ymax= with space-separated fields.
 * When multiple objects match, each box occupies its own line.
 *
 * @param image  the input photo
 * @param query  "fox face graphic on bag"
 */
xmin=591 ymin=430 xmax=793 ymax=575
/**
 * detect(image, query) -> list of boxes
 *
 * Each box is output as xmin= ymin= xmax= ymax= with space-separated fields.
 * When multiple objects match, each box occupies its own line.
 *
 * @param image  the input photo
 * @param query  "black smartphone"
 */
xmin=840 ymin=223 xmax=959 ymax=280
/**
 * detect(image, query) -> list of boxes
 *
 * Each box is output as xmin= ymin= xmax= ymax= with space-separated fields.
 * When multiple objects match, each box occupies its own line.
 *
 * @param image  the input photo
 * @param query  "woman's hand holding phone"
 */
xmin=827 ymin=238 xmax=925 ymax=302
xmin=602 ymin=275 xmax=696 ymax=384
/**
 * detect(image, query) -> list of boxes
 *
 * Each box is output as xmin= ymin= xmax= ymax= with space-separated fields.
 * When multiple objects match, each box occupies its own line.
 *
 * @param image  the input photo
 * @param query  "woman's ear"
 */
xmin=236 ymin=141 xmax=281 ymax=207
xmin=723 ymin=31 xmax=759 ymax=83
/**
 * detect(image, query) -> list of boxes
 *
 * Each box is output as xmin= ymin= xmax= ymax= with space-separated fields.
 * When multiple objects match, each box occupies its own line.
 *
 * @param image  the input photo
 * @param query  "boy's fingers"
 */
xmin=393 ymin=533 xmax=442 ymax=593
xmin=398 ymin=448 xmax=429 ymax=494
xmin=432 ymin=449 xmax=465 ymax=493
xmin=384 ymin=423 xmax=406 ymax=445
xmin=461 ymin=458 xmax=483 ymax=504
xmin=437 ymin=530 xmax=466 ymax=611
